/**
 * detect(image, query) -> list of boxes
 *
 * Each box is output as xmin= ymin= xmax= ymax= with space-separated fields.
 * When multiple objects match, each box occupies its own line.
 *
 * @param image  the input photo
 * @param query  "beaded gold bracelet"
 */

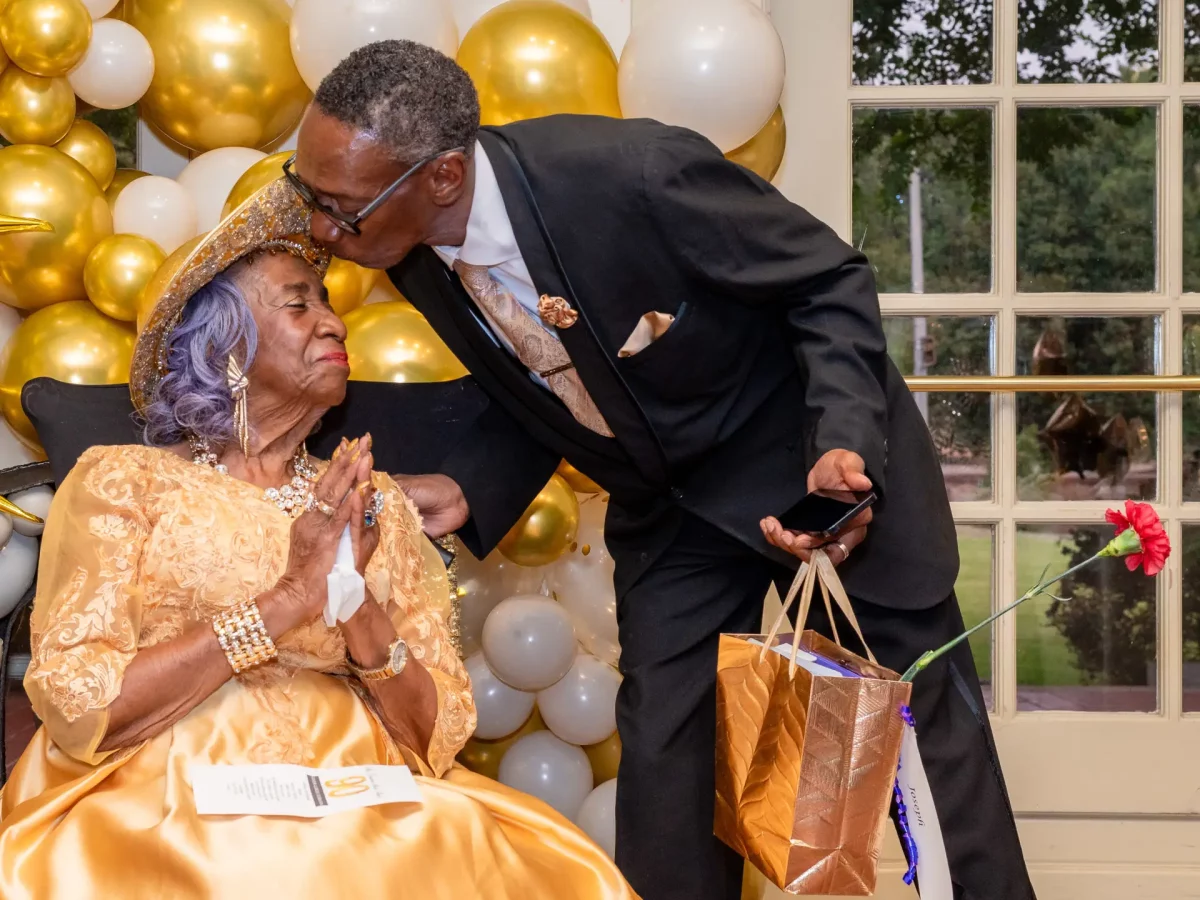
xmin=212 ymin=599 xmax=278 ymax=674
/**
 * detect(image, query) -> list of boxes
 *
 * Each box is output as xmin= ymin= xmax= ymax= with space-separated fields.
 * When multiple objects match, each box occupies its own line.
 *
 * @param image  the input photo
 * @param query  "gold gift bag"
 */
xmin=714 ymin=550 xmax=912 ymax=895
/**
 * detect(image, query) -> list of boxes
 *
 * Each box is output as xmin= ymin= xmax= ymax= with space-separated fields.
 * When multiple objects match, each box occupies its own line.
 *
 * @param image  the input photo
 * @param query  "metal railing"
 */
xmin=905 ymin=375 xmax=1200 ymax=392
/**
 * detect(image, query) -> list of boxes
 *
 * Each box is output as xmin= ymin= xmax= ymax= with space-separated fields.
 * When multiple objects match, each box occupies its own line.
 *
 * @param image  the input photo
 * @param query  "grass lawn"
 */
xmin=954 ymin=527 xmax=1084 ymax=687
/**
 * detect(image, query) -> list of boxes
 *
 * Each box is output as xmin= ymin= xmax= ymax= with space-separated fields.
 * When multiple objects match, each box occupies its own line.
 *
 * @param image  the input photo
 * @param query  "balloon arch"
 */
xmin=0 ymin=0 xmax=787 ymax=860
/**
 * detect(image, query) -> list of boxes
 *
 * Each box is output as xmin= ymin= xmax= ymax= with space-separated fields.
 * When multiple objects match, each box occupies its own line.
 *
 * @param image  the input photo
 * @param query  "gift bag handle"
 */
xmin=760 ymin=549 xmax=878 ymax=677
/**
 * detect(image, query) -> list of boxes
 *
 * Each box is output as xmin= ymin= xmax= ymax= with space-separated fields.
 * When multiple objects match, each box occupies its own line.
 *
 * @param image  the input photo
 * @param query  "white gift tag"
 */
xmin=896 ymin=725 xmax=953 ymax=898
xmin=324 ymin=525 xmax=366 ymax=627
xmin=190 ymin=764 xmax=422 ymax=818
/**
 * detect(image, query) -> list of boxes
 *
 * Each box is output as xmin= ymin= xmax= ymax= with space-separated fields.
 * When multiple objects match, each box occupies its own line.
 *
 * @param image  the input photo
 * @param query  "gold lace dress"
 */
xmin=0 ymin=445 xmax=635 ymax=900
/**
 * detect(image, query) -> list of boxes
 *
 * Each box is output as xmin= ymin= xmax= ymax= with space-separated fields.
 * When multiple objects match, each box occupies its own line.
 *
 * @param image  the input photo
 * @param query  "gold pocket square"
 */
xmin=538 ymin=294 xmax=578 ymax=329
xmin=618 ymin=311 xmax=676 ymax=358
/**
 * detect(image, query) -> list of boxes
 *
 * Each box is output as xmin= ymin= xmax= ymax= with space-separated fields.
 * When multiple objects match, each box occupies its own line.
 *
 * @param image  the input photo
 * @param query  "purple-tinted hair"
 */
xmin=141 ymin=272 xmax=259 ymax=448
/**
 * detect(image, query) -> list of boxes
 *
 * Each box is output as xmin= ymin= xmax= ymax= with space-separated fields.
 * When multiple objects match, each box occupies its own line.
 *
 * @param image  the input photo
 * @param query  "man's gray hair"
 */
xmin=314 ymin=40 xmax=480 ymax=165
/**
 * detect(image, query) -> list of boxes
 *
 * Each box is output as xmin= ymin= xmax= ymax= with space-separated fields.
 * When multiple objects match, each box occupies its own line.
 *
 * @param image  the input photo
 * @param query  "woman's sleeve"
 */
xmin=23 ymin=448 xmax=149 ymax=765
xmin=370 ymin=474 xmax=476 ymax=777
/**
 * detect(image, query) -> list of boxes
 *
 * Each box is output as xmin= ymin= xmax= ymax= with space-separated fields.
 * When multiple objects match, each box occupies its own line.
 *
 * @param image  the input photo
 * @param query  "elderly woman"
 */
xmin=0 ymin=182 xmax=636 ymax=900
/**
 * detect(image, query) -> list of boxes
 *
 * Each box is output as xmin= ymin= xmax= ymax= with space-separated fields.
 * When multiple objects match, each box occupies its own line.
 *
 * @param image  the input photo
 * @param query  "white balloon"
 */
xmin=112 ymin=177 xmax=198 ymax=255
xmin=618 ymin=0 xmax=785 ymax=152
xmin=457 ymin=549 xmax=546 ymax=657
xmin=8 ymin=485 xmax=53 ymax=538
xmin=0 ymin=514 xmax=12 ymax=551
xmin=0 ymin=304 xmax=38 ymax=470
xmin=482 ymin=595 xmax=577 ymax=692
xmin=0 ymin=532 xmax=37 ymax=617
xmin=176 ymin=148 xmax=268 ymax=235
xmin=498 ymin=731 xmax=593 ymax=820
xmin=453 ymin=0 xmax=590 ymax=36
xmin=465 ymin=651 xmax=536 ymax=740
xmin=537 ymin=653 xmax=620 ymax=746
xmin=0 ymin=302 xmax=18 ymax=355
xmin=574 ymin=778 xmax=616 ymax=858
xmin=81 ymin=0 xmax=119 ymax=17
xmin=68 ymin=19 xmax=155 ymax=110
xmin=548 ymin=494 xmax=619 ymax=666
xmin=290 ymin=0 xmax=458 ymax=93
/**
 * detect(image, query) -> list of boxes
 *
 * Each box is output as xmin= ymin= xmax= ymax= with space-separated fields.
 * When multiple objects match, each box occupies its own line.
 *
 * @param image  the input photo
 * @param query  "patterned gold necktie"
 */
xmin=453 ymin=260 xmax=613 ymax=436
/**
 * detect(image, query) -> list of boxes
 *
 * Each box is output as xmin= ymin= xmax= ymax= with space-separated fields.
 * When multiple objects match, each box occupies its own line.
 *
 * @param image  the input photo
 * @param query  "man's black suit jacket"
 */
xmin=390 ymin=115 xmax=959 ymax=611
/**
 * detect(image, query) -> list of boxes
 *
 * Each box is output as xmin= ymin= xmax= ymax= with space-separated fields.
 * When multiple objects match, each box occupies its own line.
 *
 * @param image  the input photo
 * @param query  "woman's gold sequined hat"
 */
xmin=130 ymin=178 xmax=332 ymax=416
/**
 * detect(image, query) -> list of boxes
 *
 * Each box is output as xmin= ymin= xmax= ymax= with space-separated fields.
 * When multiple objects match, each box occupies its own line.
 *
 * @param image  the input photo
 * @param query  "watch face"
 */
xmin=390 ymin=639 xmax=408 ymax=672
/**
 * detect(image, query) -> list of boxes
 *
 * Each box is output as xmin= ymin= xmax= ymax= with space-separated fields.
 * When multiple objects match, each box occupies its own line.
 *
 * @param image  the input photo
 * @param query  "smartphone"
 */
xmin=434 ymin=541 xmax=456 ymax=569
xmin=777 ymin=489 xmax=876 ymax=539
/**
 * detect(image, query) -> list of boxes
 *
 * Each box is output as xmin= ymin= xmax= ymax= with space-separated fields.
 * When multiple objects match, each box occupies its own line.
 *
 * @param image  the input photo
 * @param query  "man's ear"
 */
xmin=429 ymin=152 xmax=470 ymax=209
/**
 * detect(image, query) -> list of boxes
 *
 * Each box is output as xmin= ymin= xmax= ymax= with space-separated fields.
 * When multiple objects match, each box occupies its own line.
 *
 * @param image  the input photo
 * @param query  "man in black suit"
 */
xmin=291 ymin=40 xmax=1035 ymax=900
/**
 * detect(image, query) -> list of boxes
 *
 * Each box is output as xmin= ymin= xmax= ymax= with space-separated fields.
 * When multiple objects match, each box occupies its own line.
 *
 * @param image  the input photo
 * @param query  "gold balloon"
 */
xmin=128 ymin=0 xmax=311 ymax=152
xmin=0 ymin=215 xmax=52 ymax=235
xmin=135 ymin=233 xmax=205 ymax=332
xmin=221 ymin=150 xmax=292 ymax=217
xmin=0 ymin=67 xmax=76 ymax=145
xmin=557 ymin=459 xmax=603 ymax=494
xmin=457 ymin=0 xmax=621 ymax=126
xmin=324 ymin=257 xmax=379 ymax=317
xmin=0 ymin=0 xmax=92 ymax=77
xmin=85 ymin=234 xmax=166 ymax=322
xmin=105 ymin=168 xmax=148 ymax=211
xmin=457 ymin=709 xmax=547 ymax=781
xmin=0 ymin=301 xmax=134 ymax=452
xmin=498 ymin=473 xmax=580 ymax=567
xmin=584 ymin=731 xmax=621 ymax=784
xmin=343 ymin=301 xmax=468 ymax=383
xmin=0 ymin=145 xmax=111 ymax=310
xmin=726 ymin=106 xmax=786 ymax=183
xmin=54 ymin=119 xmax=118 ymax=189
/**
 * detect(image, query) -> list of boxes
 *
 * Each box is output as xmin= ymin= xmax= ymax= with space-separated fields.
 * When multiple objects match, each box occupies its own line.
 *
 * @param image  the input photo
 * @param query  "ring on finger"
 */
xmin=364 ymin=490 xmax=385 ymax=528
xmin=305 ymin=494 xmax=337 ymax=517
xmin=834 ymin=540 xmax=850 ymax=560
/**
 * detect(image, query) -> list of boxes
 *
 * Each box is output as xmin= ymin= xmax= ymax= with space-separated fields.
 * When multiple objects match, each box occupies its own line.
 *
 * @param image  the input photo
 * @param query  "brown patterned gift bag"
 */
xmin=714 ymin=549 xmax=912 ymax=895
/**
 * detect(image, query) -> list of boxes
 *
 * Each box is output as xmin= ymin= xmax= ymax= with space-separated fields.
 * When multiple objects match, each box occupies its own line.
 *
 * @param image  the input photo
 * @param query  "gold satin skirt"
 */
xmin=0 ymin=671 xmax=636 ymax=900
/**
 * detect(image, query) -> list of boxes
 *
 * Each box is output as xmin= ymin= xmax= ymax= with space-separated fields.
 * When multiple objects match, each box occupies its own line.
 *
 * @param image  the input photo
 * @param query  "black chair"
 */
xmin=0 ymin=460 xmax=52 ymax=784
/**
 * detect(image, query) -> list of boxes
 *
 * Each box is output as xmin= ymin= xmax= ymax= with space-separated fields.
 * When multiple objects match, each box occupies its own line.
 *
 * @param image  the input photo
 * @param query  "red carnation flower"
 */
xmin=1104 ymin=500 xmax=1171 ymax=576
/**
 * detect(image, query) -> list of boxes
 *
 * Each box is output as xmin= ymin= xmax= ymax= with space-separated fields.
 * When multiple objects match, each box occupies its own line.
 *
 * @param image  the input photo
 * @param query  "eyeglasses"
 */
xmin=282 ymin=147 xmax=466 ymax=237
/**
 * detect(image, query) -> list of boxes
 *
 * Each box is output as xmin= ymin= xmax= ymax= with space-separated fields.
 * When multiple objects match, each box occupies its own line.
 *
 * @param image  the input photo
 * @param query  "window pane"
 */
xmin=1018 ymin=107 xmax=1157 ymax=292
xmin=1016 ymin=316 xmax=1158 ymax=502
xmin=956 ymin=524 xmax=994 ymax=710
xmin=1186 ymin=3 xmax=1200 ymax=80
xmin=1019 ymin=0 xmax=1159 ymax=83
xmin=1184 ymin=107 xmax=1200 ymax=292
xmin=83 ymin=106 xmax=138 ymax=171
xmin=853 ymin=108 xmax=992 ymax=293
xmin=1017 ymin=524 xmax=1157 ymax=713
xmin=854 ymin=0 xmax=993 ymax=85
xmin=1181 ymin=525 xmax=1200 ymax=712
xmin=1184 ymin=316 xmax=1200 ymax=500
xmin=885 ymin=315 xmax=993 ymax=501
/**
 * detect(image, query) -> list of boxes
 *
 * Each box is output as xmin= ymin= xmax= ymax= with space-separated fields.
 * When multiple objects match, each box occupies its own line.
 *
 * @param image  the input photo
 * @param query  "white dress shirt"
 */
xmin=434 ymin=141 xmax=556 ymax=389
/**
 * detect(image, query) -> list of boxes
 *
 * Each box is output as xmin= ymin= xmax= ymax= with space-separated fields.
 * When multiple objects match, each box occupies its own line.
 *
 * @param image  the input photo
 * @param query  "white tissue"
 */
xmin=324 ymin=524 xmax=366 ymax=627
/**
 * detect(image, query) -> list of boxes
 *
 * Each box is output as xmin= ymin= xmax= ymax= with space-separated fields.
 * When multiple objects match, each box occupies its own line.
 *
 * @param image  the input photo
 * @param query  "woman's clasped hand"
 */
xmin=276 ymin=433 xmax=380 ymax=623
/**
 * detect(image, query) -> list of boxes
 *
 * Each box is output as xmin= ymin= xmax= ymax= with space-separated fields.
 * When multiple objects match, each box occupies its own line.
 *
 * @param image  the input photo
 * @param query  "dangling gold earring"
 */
xmin=227 ymin=354 xmax=251 ymax=457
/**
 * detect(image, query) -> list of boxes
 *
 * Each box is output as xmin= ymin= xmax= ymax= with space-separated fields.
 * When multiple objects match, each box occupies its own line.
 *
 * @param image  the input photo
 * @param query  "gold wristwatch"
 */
xmin=348 ymin=636 xmax=409 ymax=682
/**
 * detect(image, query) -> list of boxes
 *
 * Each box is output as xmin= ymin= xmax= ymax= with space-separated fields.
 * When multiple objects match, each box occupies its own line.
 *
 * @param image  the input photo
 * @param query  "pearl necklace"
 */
xmin=189 ymin=435 xmax=319 ymax=519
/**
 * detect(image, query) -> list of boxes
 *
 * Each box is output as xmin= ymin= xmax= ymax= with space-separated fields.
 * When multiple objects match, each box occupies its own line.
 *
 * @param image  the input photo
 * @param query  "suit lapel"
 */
xmin=478 ymin=128 xmax=670 ymax=487
xmin=396 ymin=247 xmax=623 ymax=461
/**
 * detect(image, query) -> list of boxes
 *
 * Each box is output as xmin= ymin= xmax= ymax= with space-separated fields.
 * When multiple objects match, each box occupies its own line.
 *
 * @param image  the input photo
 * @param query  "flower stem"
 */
xmin=899 ymin=553 xmax=1101 ymax=683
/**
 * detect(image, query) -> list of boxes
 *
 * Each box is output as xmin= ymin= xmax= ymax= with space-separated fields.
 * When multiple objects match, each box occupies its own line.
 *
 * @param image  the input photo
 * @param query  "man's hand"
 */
xmin=759 ymin=449 xmax=873 ymax=566
xmin=395 ymin=474 xmax=470 ymax=538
